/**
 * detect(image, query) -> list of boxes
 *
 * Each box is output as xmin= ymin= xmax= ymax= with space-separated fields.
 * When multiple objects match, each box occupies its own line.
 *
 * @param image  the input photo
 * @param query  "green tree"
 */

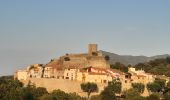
xmin=104 ymin=55 xmax=110 ymax=61
xmin=107 ymin=80 xmax=122 ymax=94
xmin=34 ymin=87 xmax=48 ymax=99
xmin=80 ymin=82 xmax=98 ymax=99
xmin=123 ymin=89 xmax=145 ymax=100
xmin=90 ymin=95 xmax=101 ymax=100
xmin=164 ymin=92 xmax=170 ymax=100
xmin=147 ymin=83 xmax=161 ymax=92
xmin=132 ymin=83 xmax=145 ymax=94
xmin=99 ymin=80 xmax=121 ymax=100
xmin=147 ymin=93 xmax=160 ymax=100
xmin=100 ymin=87 xmax=116 ymax=100
xmin=154 ymin=78 xmax=166 ymax=89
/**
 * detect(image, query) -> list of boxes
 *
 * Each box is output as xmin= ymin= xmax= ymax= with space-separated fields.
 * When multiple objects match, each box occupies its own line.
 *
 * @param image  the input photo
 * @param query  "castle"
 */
xmin=15 ymin=44 xmax=110 ymax=80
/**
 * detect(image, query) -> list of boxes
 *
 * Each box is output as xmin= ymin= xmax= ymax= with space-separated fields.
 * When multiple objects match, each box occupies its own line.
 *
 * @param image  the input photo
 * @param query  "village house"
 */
xmin=120 ymin=67 xmax=155 ymax=96
xmin=15 ymin=70 xmax=28 ymax=80
xmin=27 ymin=64 xmax=43 ymax=78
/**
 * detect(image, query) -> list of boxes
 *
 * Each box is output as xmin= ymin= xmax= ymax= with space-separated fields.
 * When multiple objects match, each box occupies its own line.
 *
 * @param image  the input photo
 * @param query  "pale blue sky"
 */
xmin=0 ymin=0 xmax=170 ymax=75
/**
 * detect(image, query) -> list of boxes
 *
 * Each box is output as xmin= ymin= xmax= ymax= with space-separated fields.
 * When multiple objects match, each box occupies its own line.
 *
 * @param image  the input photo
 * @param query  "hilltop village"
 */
xmin=14 ymin=44 xmax=170 ymax=96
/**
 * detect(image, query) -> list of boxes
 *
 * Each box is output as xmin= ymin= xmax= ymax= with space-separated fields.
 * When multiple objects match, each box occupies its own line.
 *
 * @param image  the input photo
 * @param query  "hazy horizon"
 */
xmin=0 ymin=0 xmax=170 ymax=76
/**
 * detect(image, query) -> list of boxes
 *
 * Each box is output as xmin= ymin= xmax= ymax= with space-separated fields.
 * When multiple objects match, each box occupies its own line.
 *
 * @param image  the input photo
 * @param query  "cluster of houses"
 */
xmin=14 ymin=44 xmax=170 ymax=96
xmin=15 ymin=63 xmax=157 ymax=96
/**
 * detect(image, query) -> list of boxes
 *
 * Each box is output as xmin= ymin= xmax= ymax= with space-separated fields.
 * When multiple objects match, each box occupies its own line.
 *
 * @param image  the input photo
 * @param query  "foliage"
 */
xmin=81 ymin=82 xmax=98 ymax=99
xmin=100 ymin=87 xmax=116 ymax=100
xmin=147 ymin=93 xmax=160 ymax=100
xmin=147 ymin=78 xmax=166 ymax=93
xmin=104 ymin=55 xmax=110 ymax=61
xmin=64 ymin=57 xmax=70 ymax=61
xmin=154 ymin=78 xmax=166 ymax=89
xmin=99 ymin=80 xmax=121 ymax=100
xmin=147 ymin=83 xmax=161 ymax=92
xmin=123 ymin=89 xmax=146 ymax=100
xmin=0 ymin=76 xmax=23 ymax=100
xmin=132 ymin=83 xmax=145 ymax=93
xmin=39 ymin=90 xmax=85 ymax=100
xmin=90 ymin=95 xmax=101 ymax=100
xmin=107 ymin=80 xmax=122 ymax=94
xmin=135 ymin=57 xmax=170 ymax=76
xmin=110 ymin=62 xmax=128 ymax=73
xmin=163 ymin=92 xmax=170 ymax=100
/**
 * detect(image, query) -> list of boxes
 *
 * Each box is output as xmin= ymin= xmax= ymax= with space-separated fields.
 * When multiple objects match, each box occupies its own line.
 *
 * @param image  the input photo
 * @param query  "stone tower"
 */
xmin=88 ymin=44 xmax=98 ymax=55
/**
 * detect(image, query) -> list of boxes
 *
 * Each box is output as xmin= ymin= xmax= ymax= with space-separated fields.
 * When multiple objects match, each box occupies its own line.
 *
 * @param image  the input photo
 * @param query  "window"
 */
xmin=103 ymin=80 xmax=107 ymax=83
xmin=125 ymin=80 xmax=127 ymax=83
xmin=67 ymin=73 xmax=69 ymax=76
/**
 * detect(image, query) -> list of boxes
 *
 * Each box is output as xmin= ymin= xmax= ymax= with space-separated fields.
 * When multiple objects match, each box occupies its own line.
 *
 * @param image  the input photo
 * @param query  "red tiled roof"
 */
xmin=88 ymin=72 xmax=107 ymax=75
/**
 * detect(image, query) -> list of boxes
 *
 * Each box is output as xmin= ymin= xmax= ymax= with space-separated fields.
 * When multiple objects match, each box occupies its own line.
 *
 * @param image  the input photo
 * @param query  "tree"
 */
xmin=164 ymin=92 xmax=170 ymax=100
xmin=147 ymin=93 xmax=160 ymax=100
xmin=111 ymin=62 xmax=128 ymax=73
xmin=104 ymin=55 xmax=110 ymax=61
xmin=123 ymin=89 xmax=145 ymax=100
xmin=90 ymin=95 xmax=101 ymax=100
xmin=147 ymin=83 xmax=161 ymax=93
xmin=100 ymin=87 xmax=116 ymax=100
xmin=147 ymin=78 xmax=166 ymax=93
xmin=64 ymin=57 xmax=70 ymax=61
xmin=154 ymin=78 xmax=166 ymax=89
xmin=99 ymin=80 xmax=121 ymax=100
xmin=107 ymin=80 xmax=122 ymax=94
xmin=34 ymin=87 xmax=48 ymax=99
xmin=80 ymin=82 xmax=98 ymax=99
xmin=132 ymin=83 xmax=145 ymax=94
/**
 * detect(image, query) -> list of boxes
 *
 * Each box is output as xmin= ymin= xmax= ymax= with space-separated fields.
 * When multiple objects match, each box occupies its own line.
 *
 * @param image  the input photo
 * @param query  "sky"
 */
xmin=0 ymin=0 xmax=170 ymax=76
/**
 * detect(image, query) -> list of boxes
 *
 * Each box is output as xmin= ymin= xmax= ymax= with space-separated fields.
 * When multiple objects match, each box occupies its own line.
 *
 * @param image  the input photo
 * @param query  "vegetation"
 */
xmin=64 ymin=57 xmax=70 ymax=61
xmin=99 ymin=80 xmax=121 ymax=100
xmin=135 ymin=57 xmax=170 ymax=76
xmin=147 ymin=78 xmax=166 ymax=93
xmin=80 ymin=82 xmax=98 ymax=99
xmin=2 ymin=75 xmax=170 ymax=100
xmin=0 ymin=76 xmax=85 ymax=100
xmin=132 ymin=83 xmax=145 ymax=94
xmin=40 ymin=90 xmax=85 ymax=100
xmin=104 ymin=55 xmax=110 ymax=61
xmin=123 ymin=89 xmax=146 ymax=100
xmin=110 ymin=62 xmax=128 ymax=73
xmin=147 ymin=93 xmax=160 ymax=100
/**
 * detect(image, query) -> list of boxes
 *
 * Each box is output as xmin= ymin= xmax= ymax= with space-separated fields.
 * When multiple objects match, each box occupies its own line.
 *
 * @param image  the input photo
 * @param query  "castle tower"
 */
xmin=88 ymin=44 xmax=98 ymax=55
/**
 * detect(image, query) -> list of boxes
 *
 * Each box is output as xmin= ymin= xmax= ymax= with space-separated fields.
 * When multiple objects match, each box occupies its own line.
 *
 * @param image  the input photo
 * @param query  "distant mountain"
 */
xmin=100 ymin=50 xmax=170 ymax=65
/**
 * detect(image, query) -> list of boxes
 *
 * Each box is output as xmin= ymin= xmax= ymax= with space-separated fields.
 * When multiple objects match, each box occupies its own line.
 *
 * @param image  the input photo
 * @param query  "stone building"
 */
xmin=44 ymin=44 xmax=110 ymax=78
xmin=120 ymin=67 xmax=155 ymax=96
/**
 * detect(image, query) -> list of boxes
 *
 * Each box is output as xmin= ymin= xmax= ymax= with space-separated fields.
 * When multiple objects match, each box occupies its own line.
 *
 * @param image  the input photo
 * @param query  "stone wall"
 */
xmin=24 ymin=78 xmax=106 ymax=97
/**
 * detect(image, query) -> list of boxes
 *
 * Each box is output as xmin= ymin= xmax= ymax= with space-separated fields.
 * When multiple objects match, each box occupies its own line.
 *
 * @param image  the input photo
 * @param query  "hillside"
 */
xmin=100 ymin=50 xmax=170 ymax=65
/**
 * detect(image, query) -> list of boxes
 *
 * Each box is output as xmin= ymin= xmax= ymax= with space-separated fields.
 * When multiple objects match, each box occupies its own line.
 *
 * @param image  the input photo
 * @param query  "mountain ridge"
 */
xmin=99 ymin=50 xmax=170 ymax=65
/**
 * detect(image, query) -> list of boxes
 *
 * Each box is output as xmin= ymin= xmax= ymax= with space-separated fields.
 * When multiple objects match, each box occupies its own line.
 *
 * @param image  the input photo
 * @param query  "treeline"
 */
xmin=87 ymin=78 xmax=170 ymax=100
xmin=110 ymin=62 xmax=129 ymax=73
xmin=0 ymin=76 xmax=85 ymax=100
xmin=135 ymin=57 xmax=170 ymax=76
xmin=1 ymin=76 xmax=170 ymax=100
